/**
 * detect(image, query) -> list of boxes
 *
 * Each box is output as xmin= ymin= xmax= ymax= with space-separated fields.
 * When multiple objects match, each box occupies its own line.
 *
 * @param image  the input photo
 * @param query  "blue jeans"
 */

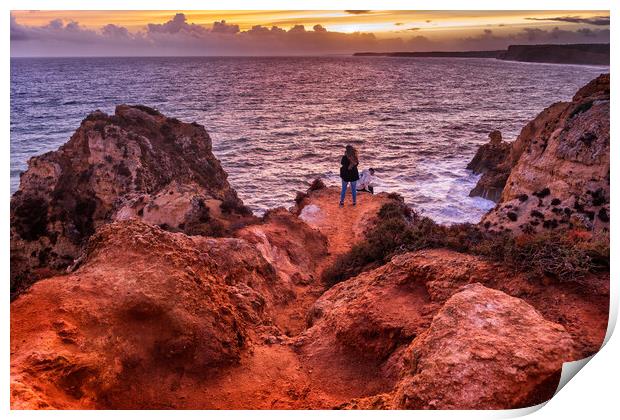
xmin=340 ymin=180 xmax=357 ymax=204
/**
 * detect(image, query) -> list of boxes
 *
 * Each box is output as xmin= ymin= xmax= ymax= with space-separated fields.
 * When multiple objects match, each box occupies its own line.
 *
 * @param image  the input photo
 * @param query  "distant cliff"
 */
xmin=354 ymin=50 xmax=502 ymax=58
xmin=499 ymin=43 xmax=609 ymax=65
xmin=354 ymin=43 xmax=610 ymax=65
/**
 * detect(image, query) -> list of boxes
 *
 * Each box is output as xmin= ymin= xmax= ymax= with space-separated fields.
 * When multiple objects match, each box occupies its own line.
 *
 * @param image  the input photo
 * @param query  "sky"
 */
xmin=10 ymin=10 xmax=610 ymax=57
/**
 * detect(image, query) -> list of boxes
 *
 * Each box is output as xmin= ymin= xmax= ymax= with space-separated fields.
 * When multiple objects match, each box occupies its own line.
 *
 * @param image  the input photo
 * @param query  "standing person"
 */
xmin=339 ymin=145 xmax=360 ymax=207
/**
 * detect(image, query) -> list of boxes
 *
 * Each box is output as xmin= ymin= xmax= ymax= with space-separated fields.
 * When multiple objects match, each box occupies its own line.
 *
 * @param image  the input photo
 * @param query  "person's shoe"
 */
xmin=339 ymin=202 xmax=344 ymax=207
xmin=352 ymin=202 xmax=357 ymax=206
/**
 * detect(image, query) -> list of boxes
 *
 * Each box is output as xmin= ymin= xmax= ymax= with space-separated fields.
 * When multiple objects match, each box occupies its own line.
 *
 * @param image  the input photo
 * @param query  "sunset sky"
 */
xmin=11 ymin=10 xmax=610 ymax=56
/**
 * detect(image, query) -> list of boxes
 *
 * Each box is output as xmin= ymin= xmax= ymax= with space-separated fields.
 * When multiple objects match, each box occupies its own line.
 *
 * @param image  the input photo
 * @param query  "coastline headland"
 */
xmin=354 ymin=43 xmax=610 ymax=65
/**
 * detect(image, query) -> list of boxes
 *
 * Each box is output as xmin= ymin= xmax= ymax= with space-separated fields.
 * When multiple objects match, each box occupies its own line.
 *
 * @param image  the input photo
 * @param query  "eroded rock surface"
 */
xmin=299 ymin=248 xmax=606 ymax=408
xmin=394 ymin=284 xmax=575 ymax=409
xmin=469 ymin=74 xmax=610 ymax=234
xmin=11 ymin=105 xmax=251 ymax=294
xmin=467 ymin=130 xmax=512 ymax=201
xmin=11 ymin=219 xmax=304 ymax=409
xmin=10 ymin=185 xmax=412 ymax=409
xmin=237 ymin=208 xmax=329 ymax=335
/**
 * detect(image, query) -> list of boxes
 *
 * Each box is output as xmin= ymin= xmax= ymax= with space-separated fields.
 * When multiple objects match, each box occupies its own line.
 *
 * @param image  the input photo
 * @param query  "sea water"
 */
xmin=10 ymin=56 xmax=607 ymax=223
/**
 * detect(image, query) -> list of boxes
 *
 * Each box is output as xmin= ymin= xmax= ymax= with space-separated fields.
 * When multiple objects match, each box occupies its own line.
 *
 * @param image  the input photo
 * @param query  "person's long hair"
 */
xmin=345 ymin=145 xmax=359 ymax=168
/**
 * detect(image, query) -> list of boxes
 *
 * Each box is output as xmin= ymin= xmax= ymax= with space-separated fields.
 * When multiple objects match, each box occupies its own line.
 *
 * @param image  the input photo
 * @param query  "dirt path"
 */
xmin=297 ymin=187 xmax=391 ymax=273
xmin=290 ymin=187 xmax=393 ymax=333
xmin=197 ymin=187 xmax=395 ymax=409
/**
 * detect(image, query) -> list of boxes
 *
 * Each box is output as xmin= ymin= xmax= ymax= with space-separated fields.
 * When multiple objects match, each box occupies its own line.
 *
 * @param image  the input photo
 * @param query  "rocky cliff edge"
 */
xmin=469 ymin=74 xmax=609 ymax=235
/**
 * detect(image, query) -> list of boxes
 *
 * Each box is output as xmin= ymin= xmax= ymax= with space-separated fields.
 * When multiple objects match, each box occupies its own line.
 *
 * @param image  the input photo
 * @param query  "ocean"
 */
xmin=10 ymin=56 xmax=608 ymax=223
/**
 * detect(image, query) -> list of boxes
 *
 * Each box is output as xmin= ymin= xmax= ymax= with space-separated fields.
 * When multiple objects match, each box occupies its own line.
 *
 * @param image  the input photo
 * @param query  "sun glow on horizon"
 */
xmin=327 ymin=21 xmax=407 ymax=33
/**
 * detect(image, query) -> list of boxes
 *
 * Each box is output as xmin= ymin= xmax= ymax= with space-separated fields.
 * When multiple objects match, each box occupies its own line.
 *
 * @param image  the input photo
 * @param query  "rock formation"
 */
xmin=467 ymin=130 xmax=512 ymax=201
xmin=300 ymin=249 xmax=607 ymax=409
xmin=469 ymin=74 xmax=609 ymax=234
xmin=10 ymin=105 xmax=252 ymax=295
xmin=10 ymin=98 xmax=609 ymax=409
xmin=11 ymin=221 xmax=278 ymax=408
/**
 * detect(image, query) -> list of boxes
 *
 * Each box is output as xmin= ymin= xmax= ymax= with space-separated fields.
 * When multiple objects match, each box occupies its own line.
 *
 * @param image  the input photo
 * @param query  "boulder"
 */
xmin=394 ymin=284 xmax=575 ymax=409
xmin=467 ymin=130 xmax=507 ymax=173
xmin=299 ymin=248 xmax=606 ymax=407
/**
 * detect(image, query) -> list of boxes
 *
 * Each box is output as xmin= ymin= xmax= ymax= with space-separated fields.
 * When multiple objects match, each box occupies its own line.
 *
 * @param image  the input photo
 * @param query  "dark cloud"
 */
xmin=211 ymin=20 xmax=240 ymax=34
xmin=147 ymin=13 xmax=209 ymax=36
xmin=404 ymin=35 xmax=434 ymax=50
xmin=10 ymin=15 xmax=29 ymax=40
xmin=245 ymin=25 xmax=286 ymax=36
xmin=576 ymin=28 xmax=597 ymax=37
xmin=288 ymin=24 xmax=307 ymax=34
xmin=407 ymin=27 xmax=421 ymax=31
xmin=345 ymin=10 xmax=371 ymax=15
xmin=525 ymin=15 xmax=610 ymax=26
xmin=10 ymin=13 xmax=393 ymax=56
xmin=101 ymin=24 xmax=131 ymax=39
xmin=394 ymin=22 xmax=404 ymax=26
xmin=455 ymin=26 xmax=610 ymax=50
xmin=10 ymin=15 xmax=101 ymax=43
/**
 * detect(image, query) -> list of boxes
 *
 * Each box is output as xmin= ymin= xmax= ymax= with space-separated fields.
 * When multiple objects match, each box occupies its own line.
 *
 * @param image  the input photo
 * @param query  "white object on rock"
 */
xmin=299 ymin=204 xmax=322 ymax=224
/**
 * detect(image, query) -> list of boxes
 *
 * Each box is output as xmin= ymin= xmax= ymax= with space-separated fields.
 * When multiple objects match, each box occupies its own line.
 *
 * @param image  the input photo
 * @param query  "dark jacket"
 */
xmin=340 ymin=155 xmax=359 ymax=182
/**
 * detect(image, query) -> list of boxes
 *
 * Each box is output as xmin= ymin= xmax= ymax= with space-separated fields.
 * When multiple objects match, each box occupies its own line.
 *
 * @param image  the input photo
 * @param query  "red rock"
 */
xmin=394 ymin=284 xmax=575 ymax=409
xmin=469 ymin=74 xmax=610 ymax=234
xmin=10 ymin=186 xmax=406 ymax=409
xmin=10 ymin=220 xmax=283 ymax=408
xmin=9 ymin=102 xmax=609 ymax=410
xmin=11 ymin=105 xmax=252 ymax=294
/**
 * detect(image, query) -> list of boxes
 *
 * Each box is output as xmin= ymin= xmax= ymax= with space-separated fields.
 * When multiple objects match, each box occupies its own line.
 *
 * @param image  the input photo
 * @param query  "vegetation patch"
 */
xmin=533 ymin=188 xmax=551 ymax=199
xmin=569 ymin=101 xmax=593 ymax=118
xmin=322 ymin=198 xmax=609 ymax=287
